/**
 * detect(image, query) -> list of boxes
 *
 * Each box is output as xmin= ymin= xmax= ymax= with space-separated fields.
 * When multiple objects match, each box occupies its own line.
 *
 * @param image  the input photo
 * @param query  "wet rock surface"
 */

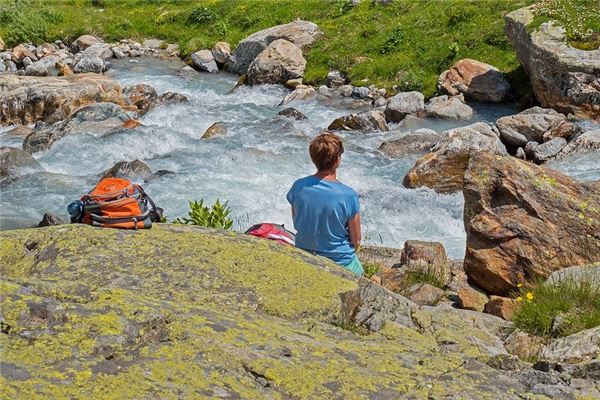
xmin=0 ymin=146 xmax=43 ymax=180
xmin=378 ymin=129 xmax=438 ymax=157
xmin=247 ymin=39 xmax=306 ymax=85
xmin=327 ymin=110 xmax=389 ymax=132
xmin=463 ymin=153 xmax=600 ymax=295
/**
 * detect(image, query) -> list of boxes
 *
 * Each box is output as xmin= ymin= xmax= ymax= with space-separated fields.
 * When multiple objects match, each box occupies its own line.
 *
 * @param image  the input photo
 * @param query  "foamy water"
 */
xmin=3 ymin=58 xmax=597 ymax=258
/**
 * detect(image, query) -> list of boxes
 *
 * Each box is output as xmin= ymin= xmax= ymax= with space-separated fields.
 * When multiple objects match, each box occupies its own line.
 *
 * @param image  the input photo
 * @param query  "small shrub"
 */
xmin=362 ymin=262 xmax=380 ymax=279
xmin=448 ymin=41 xmax=460 ymax=59
xmin=173 ymin=199 xmax=233 ymax=230
xmin=379 ymin=25 xmax=403 ymax=54
xmin=6 ymin=15 xmax=49 ymax=46
xmin=336 ymin=0 xmax=355 ymax=15
xmin=402 ymin=265 xmax=447 ymax=290
xmin=187 ymin=6 xmax=216 ymax=25
xmin=395 ymin=69 xmax=424 ymax=92
xmin=513 ymin=277 xmax=600 ymax=338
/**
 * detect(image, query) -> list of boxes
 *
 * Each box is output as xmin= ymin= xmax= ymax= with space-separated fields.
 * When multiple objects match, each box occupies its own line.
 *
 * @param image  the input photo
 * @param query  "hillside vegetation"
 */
xmin=1 ymin=0 xmax=539 ymax=96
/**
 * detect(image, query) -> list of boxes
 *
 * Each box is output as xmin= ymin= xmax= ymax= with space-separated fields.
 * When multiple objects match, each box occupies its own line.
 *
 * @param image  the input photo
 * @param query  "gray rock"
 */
xmin=101 ymin=160 xmax=153 ymax=181
xmin=247 ymin=39 xmax=306 ymax=85
xmin=554 ymin=130 xmax=600 ymax=158
xmin=1 ymin=60 xmax=9 ymax=72
xmin=496 ymin=107 xmax=565 ymax=147
xmin=324 ymin=70 xmax=349 ymax=88
xmin=531 ymin=137 xmax=567 ymax=163
xmin=327 ymin=110 xmax=389 ymax=132
xmin=72 ymin=35 xmax=101 ymax=52
xmin=515 ymin=147 xmax=526 ymax=159
xmin=7 ymin=60 xmax=17 ymax=72
xmin=340 ymin=85 xmax=353 ymax=97
xmin=0 ymin=146 xmax=43 ymax=180
xmin=378 ymin=129 xmax=438 ymax=157
xmin=24 ymin=55 xmax=60 ymax=76
xmin=201 ymin=122 xmax=227 ymax=139
xmin=540 ymin=327 xmax=600 ymax=364
xmin=38 ymin=213 xmax=65 ymax=227
xmin=23 ymin=103 xmax=130 ymax=153
xmin=228 ymin=20 xmax=321 ymax=74
xmin=425 ymin=95 xmax=473 ymax=120
xmin=22 ymin=57 xmax=32 ymax=68
xmin=317 ymin=85 xmax=328 ymax=95
xmin=111 ymin=47 xmax=126 ymax=59
xmin=280 ymin=86 xmax=316 ymax=104
xmin=524 ymin=140 xmax=539 ymax=158
xmin=546 ymin=263 xmax=600 ymax=286
xmin=505 ymin=7 xmax=600 ymax=119
xmin=80 ymin=43 xmax=113 ymax=60
xmin=72 ymin=55 xmax=105 ymax=74
xmin=276 ymin=107 xmax=308 ymax=120
xmin=142 ymin=38 xmax=164 ymax=49
xmin=351 ymin=86 xmax=369 ymax=99
xmin=384 ymin=91 xmax=425 ymax=122
xmin=373 ymin=97 xmax=387 ymax=108
xmin=191 ymin=50 xmax=218 ymax=73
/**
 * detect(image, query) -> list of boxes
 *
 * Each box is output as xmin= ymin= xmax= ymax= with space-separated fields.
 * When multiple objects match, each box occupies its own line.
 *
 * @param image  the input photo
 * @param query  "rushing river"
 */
xmin=2 ymin=58 xmax=598 ymax=257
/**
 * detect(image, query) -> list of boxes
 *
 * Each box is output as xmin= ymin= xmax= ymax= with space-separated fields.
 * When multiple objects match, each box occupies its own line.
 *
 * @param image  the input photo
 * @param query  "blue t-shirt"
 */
xmin=286 ymin=175 xmax=360 ymax=265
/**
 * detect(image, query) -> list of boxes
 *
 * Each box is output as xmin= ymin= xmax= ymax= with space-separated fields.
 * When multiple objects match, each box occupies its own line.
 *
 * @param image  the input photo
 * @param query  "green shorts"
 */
xmin=341 ymin=254 xmax=364 ymax=276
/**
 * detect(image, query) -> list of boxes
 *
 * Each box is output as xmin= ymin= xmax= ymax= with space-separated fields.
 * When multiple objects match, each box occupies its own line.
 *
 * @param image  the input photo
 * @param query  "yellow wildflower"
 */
xmin=526 ymin=292 xmax=534 ymax=302
xmin=517 ymin=283 xmax=523 ymax=288
xmin=516 ymin=296 xmax=523 ymax=302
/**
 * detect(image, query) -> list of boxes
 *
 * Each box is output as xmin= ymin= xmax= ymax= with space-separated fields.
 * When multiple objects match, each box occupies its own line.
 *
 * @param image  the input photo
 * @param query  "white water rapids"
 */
xmin=2 ymin=58 xmax=599 ymax=258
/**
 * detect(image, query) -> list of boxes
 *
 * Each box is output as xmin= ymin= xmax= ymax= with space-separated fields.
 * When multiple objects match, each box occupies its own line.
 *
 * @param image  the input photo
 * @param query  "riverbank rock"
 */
xmin=463 ymin=153 xmax=600 ymax=296
xmin=378 ymin=129 xmax=438 ymax=157
xmin=229 ymin=20 xmax=321 ymax=75
xmin=425 ymin=95 xmax=474 ymax=120
xmin=281 ymin=85 xmax=316 ymax=104
xmin=530 ymin=137 xmax=567 ymax=164
xmin=546 ymin=263 xmax=600 ymax=286
xmin=403 ymin=122 xmax=507 ymax=193
xmin=496 ymin=107 xmax=566 ymax=148
xmin=0 ymin=146 xmax=43 ymax=180
xmin=211 ymin=42 xmax=231 ymax=65
xmin=540 ymin=327 xmax=600 ymax=364
xmin=485 ymin=296 xmax=517 ymax=321
xmin=100 ymin=159 xmax=153 ymax=181
xmin=37 ymin=213 xmax=64 ymax=227
xmin=191 ymin=49 xmax=218 ymax=73
xmin=505 ymin=6 xmax=600 ymax=120
xmin=73 ymin=35 xmax=101 ymax=52
xmin=201 ymin=121 xmax=227 ymax=139
xmin=124 ymin=84 xmax=158 ymax=114
xmin=0 ymin=73 xmax=127 ymax=126
xmin=327 ymin=110 xmax=389 ymax=132
xmin=324 ymin=70 xmax=349 ymax=88
xmin=438 ymin=59 xmax=510 ymax=103
xmin=457 ymin=287 xmax=488 ymax=312
xmin=4 ymin=125 xmax=34 ymax=137
xmin=405 ymin=283 xmax=445 ymax=306
xmin=400 ymin=240 xmax=451 ymax=285
xmin=247 ymin=39 xmax=306 ymax=85
xmin=23 ymin=103 xmax=131 ymax=153
xmin=384 ymin=91 xmax=424 ymax=122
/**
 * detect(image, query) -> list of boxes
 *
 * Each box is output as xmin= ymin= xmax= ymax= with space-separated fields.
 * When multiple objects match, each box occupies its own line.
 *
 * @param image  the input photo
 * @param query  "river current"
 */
xmin=2 ymin=58 xmax=599 ymax=258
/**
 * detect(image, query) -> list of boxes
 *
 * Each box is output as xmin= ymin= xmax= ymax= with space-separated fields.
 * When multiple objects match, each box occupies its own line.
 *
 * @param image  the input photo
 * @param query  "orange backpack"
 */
xmin=79 ymin=178 xmax=162 ymax=229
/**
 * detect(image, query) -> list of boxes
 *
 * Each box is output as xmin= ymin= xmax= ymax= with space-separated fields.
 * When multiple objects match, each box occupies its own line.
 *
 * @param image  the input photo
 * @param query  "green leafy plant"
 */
xmin=187 ymin=6 xmax=216 ymax=25
xmin=173 ymin=199 xmax=233 ymax=230
xmin=336 ymin=0 xmax=355 ymax=15
xmin=448 ymin=41 xmax=460 ymax=59
xmin=513 ymin=276 xmax=600 ymax=338
xmin=379 ymin=25 xmax=403 ymax=54
xmin=363 ymin=262 xmax=380 ymax=279
xmin=395 ymin=69 xmax=424 ymax=92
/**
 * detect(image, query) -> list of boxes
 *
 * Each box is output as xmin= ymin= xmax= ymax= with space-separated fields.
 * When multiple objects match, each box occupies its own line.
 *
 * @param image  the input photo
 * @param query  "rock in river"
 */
xmin=378 ymin=129 xmax=438 ymax=157
xmin=495 ymin=107 xmax=565 ymax=148
xmin=23 ymin=102 xmax=131 ymax=153
xmin=327 ymin=110 xmax=389 ymax=132
xmin=100 ymin=159 xmax=154 ymax=181
xmin=463 ymin=153 xmax=600 ymax=296
xmin=425 ymin=95 xmax=473 ymax=120
xmin=403 ymin=122 xmax=507 ymax=193
xmin=0 ymin=146 xmax=43 ymax=180
xmin=0 ymin=73 xmax=128 ymax=126
xmin=384 ymin=91 xmax=425 ymax=123
xmin=191 ymin=49 xmax=218 ymax=73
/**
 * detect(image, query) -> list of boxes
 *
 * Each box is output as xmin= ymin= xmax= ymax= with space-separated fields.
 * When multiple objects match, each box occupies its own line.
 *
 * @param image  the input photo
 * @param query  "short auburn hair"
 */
xmin=309 ymin=132 xmax=344 ymax=171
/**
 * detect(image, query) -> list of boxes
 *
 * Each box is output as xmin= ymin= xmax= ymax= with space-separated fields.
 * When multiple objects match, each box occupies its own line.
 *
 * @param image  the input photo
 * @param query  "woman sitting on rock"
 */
xmin=286 ymin=132 xmax=363 ymax=275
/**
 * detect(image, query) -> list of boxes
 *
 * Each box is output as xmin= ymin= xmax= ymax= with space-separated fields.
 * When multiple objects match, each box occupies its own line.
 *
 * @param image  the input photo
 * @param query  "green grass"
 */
xmin=0 ymin=0 xmax=538 ymax=97
xmin=402 ymin=265 xmax=447 ymax=291
xmin=362 ymin=261 xmax=380 ymax=279
xmin=530 ymin=0 xmax=600 ymax=50
xmin=512 ymin=277 xmax=600 ymax=338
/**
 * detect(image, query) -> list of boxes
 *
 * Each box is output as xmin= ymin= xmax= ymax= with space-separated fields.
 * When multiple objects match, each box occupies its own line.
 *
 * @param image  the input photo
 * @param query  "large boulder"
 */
xmin=403 ymin=122 xmax=507 ymax=193
xmin=0 ymin=223 xmax=554 ymax=398
xmin=72 ymin=35 xmax=101 ymax=52
xmin=23 ymin=103 xmax=131 ymax=153
xmin=247 ymin=39 xmax=306 ymax=85
xmin=72 ymin=55 xmax=105 ymax=74
xmin=0 ymin=146 xmax=43 ymax=180
xmin=191 ymin=49 xmax=218 ymax=73
xmin=229 ymin=20 xmax=321 ymax=74
xmin=496 ymin=107 xmax=566 ymax=148
xmin=384 ymin=91 xmax=425 ymax=122
xmin=438 ymin=59 xmax=510 ymax=103
xmin=211 ymin=42 xmax=231 ymax=65
xmin=505 ymin=6 xmax=600 ymax=120
xmin=0 ymin=74 xmax=127 ymax=126
xmin=463 ymin=153 xmax=600 ymax=295
xmin=425 ymin=94 xmax=473 ymax=120
xmin=327 ymin=110 xmax=389 ymax=132
xmin=378 ymin=129 xmax=438 ymax=157
xmin=24 ymin=55 xmax=60 ymax=77
xmin=539 ymin=327 xmax=600 ymax=364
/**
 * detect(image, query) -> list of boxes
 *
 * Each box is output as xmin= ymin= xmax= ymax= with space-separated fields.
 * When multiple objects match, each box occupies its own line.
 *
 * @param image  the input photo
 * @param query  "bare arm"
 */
xmin=348 ymin=213 xmax=361 ymax=249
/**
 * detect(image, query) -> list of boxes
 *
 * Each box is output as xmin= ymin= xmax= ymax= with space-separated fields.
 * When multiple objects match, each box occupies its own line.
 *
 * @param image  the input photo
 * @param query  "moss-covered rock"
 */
xmin=0 ymin=224 xmax=585 ymax=398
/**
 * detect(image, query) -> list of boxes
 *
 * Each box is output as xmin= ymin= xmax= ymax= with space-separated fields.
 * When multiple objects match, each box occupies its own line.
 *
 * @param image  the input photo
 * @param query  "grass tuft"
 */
xmin=512 ymin=276 xmax=600 ymax=338
xmin=402 ymin=265 xmax=447 ymax=291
